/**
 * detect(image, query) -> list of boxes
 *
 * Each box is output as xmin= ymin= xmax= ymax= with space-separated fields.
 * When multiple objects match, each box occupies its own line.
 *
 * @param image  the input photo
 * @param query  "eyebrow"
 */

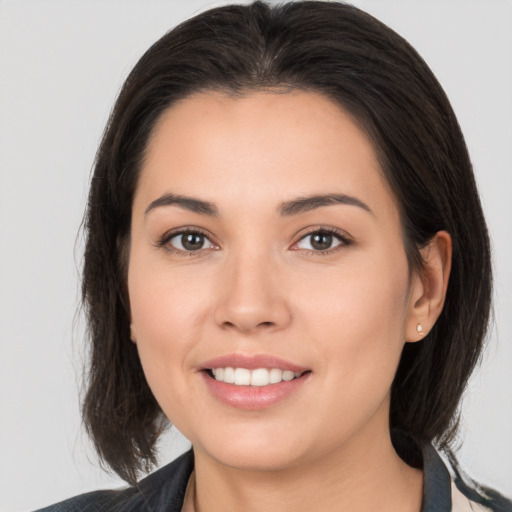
xmin=145 ymin=192 xmax=372 ymax=217
xmin=145 ymin=193 xmax=219 ymax=216
xmin=278 ymin=194 xmax=373 ymax=216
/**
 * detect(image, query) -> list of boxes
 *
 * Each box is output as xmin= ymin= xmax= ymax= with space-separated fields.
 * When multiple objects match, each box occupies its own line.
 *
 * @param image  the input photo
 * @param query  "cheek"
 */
xmin=296 ymin=252 xmax=411 ymax=387
xmin=127 ymin=261 xmax=214 ymax=430
xmin=127 ymin=256 xmax=209 ymax=381
xmin=129 ymin=240 xmax=213 ymax=328
xmin=300 ymin=253 xmax=409 ymax=326
xmin=293 ymin=263 xmax=410 ymax=441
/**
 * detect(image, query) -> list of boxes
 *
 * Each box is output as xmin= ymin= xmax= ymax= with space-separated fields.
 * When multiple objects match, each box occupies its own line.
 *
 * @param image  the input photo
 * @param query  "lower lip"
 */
xmin=201 ymin=372 xmax=310 ymax=410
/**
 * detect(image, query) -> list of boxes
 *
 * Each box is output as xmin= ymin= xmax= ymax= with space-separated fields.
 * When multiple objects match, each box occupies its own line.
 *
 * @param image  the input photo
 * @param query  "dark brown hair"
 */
xmin=82 ymin=0 xmax=492 ymax=484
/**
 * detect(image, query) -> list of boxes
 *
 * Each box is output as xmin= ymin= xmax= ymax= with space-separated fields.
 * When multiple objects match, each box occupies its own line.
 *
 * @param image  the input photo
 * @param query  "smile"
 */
xmin=200 ymin=354 xmax=311 ymax=410
xmin=209 ymin=367 xmax=303 ymax=386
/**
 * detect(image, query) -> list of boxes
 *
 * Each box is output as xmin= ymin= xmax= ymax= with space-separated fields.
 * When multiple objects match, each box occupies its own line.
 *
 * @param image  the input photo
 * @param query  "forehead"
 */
xmin=137 ymin=90 xmax=397 ymax=221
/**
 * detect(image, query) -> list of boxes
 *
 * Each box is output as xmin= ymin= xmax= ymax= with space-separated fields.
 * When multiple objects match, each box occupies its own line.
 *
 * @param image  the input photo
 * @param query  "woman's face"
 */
xmin=128 ymin=91 xmax=422 ymax=471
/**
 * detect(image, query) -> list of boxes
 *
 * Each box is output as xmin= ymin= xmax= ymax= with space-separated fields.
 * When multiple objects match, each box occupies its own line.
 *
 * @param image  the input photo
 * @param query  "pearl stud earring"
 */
xmin=416 ymin=323 xmax=424 ymax=336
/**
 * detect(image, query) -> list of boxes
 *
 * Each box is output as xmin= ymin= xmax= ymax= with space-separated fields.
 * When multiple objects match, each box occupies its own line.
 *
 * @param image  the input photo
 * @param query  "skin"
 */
xmin=128 ymin=91 xmax=452 ymax=512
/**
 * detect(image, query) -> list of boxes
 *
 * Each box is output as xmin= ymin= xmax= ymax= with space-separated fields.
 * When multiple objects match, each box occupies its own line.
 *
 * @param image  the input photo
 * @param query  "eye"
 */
xmin=294 ymin=229 xmax=349 ymax=253
xmin=163 ymin=230 xmax=217 ymax=253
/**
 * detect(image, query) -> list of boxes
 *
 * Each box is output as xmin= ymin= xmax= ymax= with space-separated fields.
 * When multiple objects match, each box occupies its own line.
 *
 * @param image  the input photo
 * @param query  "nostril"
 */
xmin=221 ymin=320 xmax=275 ymax=331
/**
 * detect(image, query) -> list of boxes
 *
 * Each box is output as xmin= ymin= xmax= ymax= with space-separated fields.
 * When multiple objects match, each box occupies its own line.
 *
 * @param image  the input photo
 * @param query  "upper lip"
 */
xmin=200 ymin=354 xmax=309 ymax=373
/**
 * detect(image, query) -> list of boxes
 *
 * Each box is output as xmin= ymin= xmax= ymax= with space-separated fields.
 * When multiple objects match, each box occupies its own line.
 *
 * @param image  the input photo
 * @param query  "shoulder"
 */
xmin=394 ymin=430 xmax=512 ymax=512
xmin=451 ymin=472 xmax=512 ymax=512
xmin=452 ymin=482 xmax=490 ymax=512
xmin=422 ymin=441 xmax=512 ymax=512
xmin=33 ymin=488 xmax=138 ymax=512
xmin=33 ymin=450 xmax=194 ymax=512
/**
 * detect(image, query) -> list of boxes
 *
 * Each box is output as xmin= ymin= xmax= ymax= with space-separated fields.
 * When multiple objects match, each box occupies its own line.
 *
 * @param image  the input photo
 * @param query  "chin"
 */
xmin=207 ymin=443 xmax=306 ymax=472
xmin=188 ymin=422 xmax=312 ymax=472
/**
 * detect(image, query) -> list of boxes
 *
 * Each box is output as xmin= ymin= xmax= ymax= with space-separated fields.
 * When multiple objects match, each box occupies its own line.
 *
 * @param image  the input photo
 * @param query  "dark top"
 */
xmin=35 ymin=443 xmax=511 ymax=512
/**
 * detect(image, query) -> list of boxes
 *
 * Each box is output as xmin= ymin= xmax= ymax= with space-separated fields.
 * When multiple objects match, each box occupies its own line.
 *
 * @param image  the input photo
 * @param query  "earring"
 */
xmin=130 ymin=324 xmax=136 ymax=342
xmin=416 ymin=323 xmax=424 ymax=336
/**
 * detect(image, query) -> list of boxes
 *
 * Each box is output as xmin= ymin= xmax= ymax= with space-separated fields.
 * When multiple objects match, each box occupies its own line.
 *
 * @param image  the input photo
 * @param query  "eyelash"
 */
xmin=293 ymin=227 xmax=352 ymax=256
xmin=157 ymin=227 xmax=216 ymax=257
xmin=157 ymin=227 xmax=352 ymax=257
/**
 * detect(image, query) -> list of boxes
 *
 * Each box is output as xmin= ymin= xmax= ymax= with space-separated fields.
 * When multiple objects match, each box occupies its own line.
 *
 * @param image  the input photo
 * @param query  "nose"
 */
xmin=213 ymin=251 xmax=292 ymax=335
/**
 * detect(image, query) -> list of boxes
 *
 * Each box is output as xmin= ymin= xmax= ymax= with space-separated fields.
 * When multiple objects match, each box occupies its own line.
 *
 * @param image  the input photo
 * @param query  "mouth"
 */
xmin=199 ymin=354 xmax=312 ymax=410
xmin=204 ymin=367 xmax=310 ymax=386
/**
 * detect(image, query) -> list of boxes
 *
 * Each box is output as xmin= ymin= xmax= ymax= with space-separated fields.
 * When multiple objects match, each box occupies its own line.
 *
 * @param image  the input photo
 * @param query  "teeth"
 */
xmin=269 ymin=368 xmax=283 ymax=384
xmin=224 ymin=367 xmax=235 ymax=383
xmin=210 ymin=367 xmax=302 ymax=386
xmin=282 ymin=370 xmax=295 ymax=381
xmin=234 ymin=368 xmax=251 ymax=385
xmin=251 ymin=368 xmax=269 ymax=386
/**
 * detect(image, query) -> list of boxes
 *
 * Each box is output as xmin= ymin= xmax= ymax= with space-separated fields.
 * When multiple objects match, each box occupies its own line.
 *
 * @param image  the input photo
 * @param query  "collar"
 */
xmin=421 ymin=441 xmax=452 ymax=511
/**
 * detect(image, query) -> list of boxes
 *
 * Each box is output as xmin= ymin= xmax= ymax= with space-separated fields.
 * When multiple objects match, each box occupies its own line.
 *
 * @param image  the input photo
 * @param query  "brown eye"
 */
xmin=168 ymin=231 xmax=212 ymax=252
xmin=295 ymin=230 xmax=346 ymax=252
xmin=310 ymin=233 xmax=333 ymax=250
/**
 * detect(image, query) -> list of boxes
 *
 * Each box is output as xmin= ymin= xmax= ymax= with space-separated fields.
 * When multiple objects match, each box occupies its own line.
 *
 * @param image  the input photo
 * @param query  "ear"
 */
xmin=405 ymin=231 xmax=452 ymax=342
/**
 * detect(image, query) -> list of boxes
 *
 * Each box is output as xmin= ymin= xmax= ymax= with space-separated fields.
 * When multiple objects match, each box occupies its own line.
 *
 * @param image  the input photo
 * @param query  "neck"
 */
xmin=188 ymin=424 xmax=423 ymax=512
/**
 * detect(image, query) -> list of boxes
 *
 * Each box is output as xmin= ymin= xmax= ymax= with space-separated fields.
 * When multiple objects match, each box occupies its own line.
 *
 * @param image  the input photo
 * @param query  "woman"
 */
xmin=35 ymin=1 xmax=511 ymax=511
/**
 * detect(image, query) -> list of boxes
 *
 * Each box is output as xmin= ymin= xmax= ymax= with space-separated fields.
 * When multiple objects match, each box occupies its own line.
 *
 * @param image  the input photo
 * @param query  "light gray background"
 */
xmin=0 ymin=1 xmax=510 ymax=510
